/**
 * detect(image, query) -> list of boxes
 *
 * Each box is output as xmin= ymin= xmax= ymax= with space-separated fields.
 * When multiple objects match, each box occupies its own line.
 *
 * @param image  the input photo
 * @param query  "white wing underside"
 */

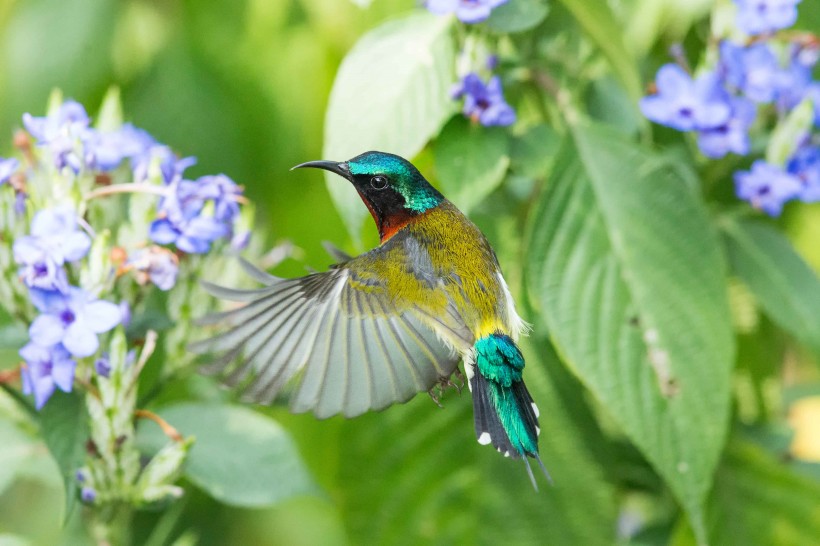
xmin=192 ymin=260 xmax=472 ymax=419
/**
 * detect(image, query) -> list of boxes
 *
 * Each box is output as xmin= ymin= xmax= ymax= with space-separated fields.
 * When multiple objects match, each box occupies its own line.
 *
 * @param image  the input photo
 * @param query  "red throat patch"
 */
xmin=357 ymin=190 xmax=419 ymax=243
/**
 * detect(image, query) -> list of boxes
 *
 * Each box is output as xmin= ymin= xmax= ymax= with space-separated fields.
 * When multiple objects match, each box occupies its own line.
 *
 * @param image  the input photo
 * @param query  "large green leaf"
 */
xmin=486 ymin=0 xmax=550 ymax=33
xmin=137 ymin=403 xmax=316 ymax=507
xmin=671 ymin=439 xmax=820 ymax=546
xmin=335 ymin=334 xmax=617 ymax=545
xmin=722 ymin=219 xmax=820 ymax=355
xmin=40 ymin=391 xmax=88 ymax=519
xmin=433 ymin=116 xmax=510 ymax=213
xmin=525 ymin=123 xmax=734 ymax=542
xmin=555 ymin=0 xmax=642 ymax=102
xmin=323 ymin=12 xmax=456 ymax=243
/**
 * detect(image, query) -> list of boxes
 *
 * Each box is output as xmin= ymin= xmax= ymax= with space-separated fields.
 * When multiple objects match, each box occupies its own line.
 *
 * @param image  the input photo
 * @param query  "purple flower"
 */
xmin=28 ymin=287 xmax=121 ymax=358
xmin=734 ymin=0 xmax=801 ymax=36
xmin=451 ymin=73 xmax=516 ymax=126
xmin=95 ymin=354 xmax=111 ymax=378
xmin=788 ymin=145 xmax=820 ymax=202
xmin=23 ymin=101 xmax=92 ymax=173
xmin=13 ymin=206 xmax=91 ymax=292
xmin=133 ymin=145 xmax=196 ymax=185
xmin=719 ymin=42 xmax=782 ymax=103
xmin=0 ymin=157 xmax=18 ymax=185
xmin=128 ymin=246 xmax=179 ymax=290
xmin=81 ymin=487 xmax=97 ymax=503
xmin=19 ymin=342 xmax=76 ymax=410
xmin=774 ymin=55 xmax=815 ymax=112
xmin=697 ymin=96 xmax=757 ymax=158
xmin=86 ymin=123 xmax=155 ymax=171
xmin=150 ymin=174 xmax=243 ymax=253
xmin=735 ymin=160 xmax=803 ymax=215
xmin=426 ymin=0 xmax=508 ymax=23
xmin=640 ymin=65 xmax=731 ymax=131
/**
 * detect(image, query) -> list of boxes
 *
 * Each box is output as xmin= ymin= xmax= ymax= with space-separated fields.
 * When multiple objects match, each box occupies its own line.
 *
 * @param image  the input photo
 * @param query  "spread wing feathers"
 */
xmin=192 ymin=261 xmax=466 ymax=419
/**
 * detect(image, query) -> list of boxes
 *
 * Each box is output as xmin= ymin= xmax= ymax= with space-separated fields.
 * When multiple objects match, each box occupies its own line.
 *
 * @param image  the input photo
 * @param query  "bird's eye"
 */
xmin=370 ymin=175 xmax=389 ymax=190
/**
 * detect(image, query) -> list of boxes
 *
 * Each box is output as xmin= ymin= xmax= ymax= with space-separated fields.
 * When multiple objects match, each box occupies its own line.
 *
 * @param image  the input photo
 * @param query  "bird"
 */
xmin=192 ymin=151 xmax=550 ymax=487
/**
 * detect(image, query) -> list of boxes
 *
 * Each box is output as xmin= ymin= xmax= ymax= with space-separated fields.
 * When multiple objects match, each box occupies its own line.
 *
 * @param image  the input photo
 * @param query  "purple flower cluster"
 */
xmin=5 ymin=98 xmax=249 ymax=409
xmin=12 ymin=207 xmax=120 ymax=408
xmin=150 ymin=174 xmax=244 ymax=254
xmin=13 ymin=207 xmax=91 ymax=292
xmin=22 ymin=100 xmax=246 ymax=256
xmin=640 ymin=0 xmax=819 ymax=216
xmin=18 ymin=285 xmax=120 ymax=410
xmin=426 ymin=0 xmax=508 ymax=24
xmin=452 ymin=73 xmax=516 ymax=127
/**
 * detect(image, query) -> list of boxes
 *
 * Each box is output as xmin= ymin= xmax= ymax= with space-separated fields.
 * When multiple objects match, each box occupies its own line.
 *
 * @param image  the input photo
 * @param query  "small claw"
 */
xmin=427 ymin=388 xmax=444 ymax=408
xmin=453 ymin=368 xmax=466 ymax=394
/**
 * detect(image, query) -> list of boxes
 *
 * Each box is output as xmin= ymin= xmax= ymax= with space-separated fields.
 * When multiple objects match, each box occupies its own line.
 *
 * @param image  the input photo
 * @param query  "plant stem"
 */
xmin=90 ymin=502 xmax=133 ymax=546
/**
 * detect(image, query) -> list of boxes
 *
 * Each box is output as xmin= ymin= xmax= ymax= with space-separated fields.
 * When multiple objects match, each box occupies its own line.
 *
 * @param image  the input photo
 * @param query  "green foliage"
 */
xmin=323 ymin=11 xmax=456 ymax=245
xmin=137 ymin=403 xmax=316 ymax=508
xmin=722 ymin=219 xmax=820 ymax=356
xmin=671 ymin=438 xmax=820 ymax=546
xmin=486 ymin=0 xmax=549 ymax=33
xmin=39 ymin=391 xmax=88 ymax=519
xmin=527 ymin=123 xmax=734 ymax=541
xmin=433 ymin=117 xmax=510 ymax=213
xmin=554 ymin=0 xmax=643 ymax=102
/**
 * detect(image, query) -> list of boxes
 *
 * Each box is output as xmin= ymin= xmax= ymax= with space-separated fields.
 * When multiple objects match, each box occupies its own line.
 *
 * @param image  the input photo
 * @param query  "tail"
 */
xmin=470 ymin=333 xmax=551 ymax=489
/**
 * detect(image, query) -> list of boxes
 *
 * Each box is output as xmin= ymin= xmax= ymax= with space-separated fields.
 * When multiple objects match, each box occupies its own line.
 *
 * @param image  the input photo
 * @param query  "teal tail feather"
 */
xmin=471 ymin=334 xmax=552 ymax=489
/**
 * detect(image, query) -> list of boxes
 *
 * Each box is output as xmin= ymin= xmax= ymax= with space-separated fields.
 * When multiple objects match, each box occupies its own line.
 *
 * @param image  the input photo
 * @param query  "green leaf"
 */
xmin=336 ymin=335 xmax=617 ymax=545
xmin=323 ymin=12 xmax=456 ymax=243
xmin=433 ymin=116 xmax=510 ymax=213
xmin=671 ymin=439 xmax=820 ymax=546
xmin=510 ymin=123 xmax=561 ymax=179
xmin=555 ymin=0 xmax=642 ymax=102
xmin=722 ymin=219 xmax=820 ymax=355
xmin=39 ymin=391 xmax=88 ymax=520
xmin=525 ymin=123 xmax=734 ymax=543
xmin=0 ymin=419 xmax=38 ymax=497
xmin=137 ymin=403 xmax=316 ymax=507
xmin=486 ymin=0 xmax=549 ymax=33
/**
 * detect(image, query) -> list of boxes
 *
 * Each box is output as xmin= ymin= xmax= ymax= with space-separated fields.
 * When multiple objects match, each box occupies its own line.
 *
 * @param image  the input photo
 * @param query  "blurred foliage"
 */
xmin=1 ymin=0 xmax=819 ymax=545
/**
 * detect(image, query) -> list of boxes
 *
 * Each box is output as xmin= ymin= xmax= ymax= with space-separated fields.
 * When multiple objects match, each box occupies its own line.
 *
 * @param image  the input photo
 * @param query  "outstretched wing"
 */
xmin=192 ymin=243 xmax=472 ymax=419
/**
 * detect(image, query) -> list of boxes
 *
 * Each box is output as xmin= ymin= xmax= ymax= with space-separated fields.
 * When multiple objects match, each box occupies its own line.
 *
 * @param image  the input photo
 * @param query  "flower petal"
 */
xmin=655 ymin=64 xmax=692 ymax=97
xmin=31 ymin=376 xmax=56 ymax=410
xmin=29 ymin=314 xmax=66 ymax=347
xmin=61 ymin=232 xmax=92 ymax=262
xmin=52 ymin=358 xmax=76 ymax=392
xmin=83 ymin=300 xmax=122 ymax=333
xmin=62 ymin=322 xmax=99 ymax=358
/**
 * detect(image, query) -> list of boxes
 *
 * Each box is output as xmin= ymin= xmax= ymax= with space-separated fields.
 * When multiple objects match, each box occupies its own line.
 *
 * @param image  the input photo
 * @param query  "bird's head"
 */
xmin=294 ymin=151 xmax=444 ymax=241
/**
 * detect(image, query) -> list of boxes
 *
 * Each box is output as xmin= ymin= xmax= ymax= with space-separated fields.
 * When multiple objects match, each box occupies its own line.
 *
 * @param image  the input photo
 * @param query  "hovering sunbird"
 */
xmin=194 ymin=151 xmax=549 ymax=487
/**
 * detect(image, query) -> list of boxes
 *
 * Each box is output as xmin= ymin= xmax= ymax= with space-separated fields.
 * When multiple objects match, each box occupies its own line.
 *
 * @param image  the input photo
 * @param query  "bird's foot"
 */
xmin=452 ymin=368 xmax=466 ymax=394
xmin=428 ymin=387 xmax=444 ymax=408
xmin=427 ymin=370 xmax=466 ymax=406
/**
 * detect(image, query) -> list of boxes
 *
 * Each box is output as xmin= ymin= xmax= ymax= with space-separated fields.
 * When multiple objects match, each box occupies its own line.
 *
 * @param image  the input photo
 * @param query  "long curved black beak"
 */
xmin=291 ymin=160 xmax=352 ymax=180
